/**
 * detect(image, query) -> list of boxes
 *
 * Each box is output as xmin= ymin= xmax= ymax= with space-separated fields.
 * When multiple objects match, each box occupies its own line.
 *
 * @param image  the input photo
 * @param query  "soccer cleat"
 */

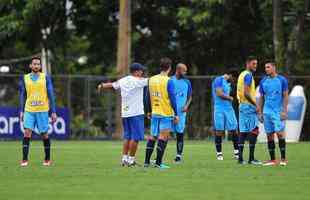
xmin=248 ymin=159 xmax=262 ymax=165
xmin=155 ymin=163 xmax=170 ymax=169
xmin=43 ymin=160 xmax=52 ymax=166
xmin=263 ymin=160 xmax=278 ymax=166
xmin=233 ymin=150 xmax=239 ymax=160
xmin=121 ymin=159 xmax=128 ymax=167
xmin=279 ymin=159 xmax=288 ymax=166
xmin=144 ymin=163 xmax=150 ymax=168
xmin=238 ymin=160 xmax=247 ymax=165
xmin=216 ymin=153 xmax=224 ymax=161
xmin=174 ymin=156 xmax=182 ymax=164
xmin=20 ymin=160 xmax=28 ymax=167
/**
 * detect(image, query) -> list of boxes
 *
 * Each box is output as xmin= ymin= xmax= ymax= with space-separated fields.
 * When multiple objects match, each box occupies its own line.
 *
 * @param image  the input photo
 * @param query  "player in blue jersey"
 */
xmin=171 ymin=63 xmax=192 ymax=163
xmin=258 ymin=61 xmax=289 ymax=166
xmin=212 ymin=70 xmax=239 ymax=161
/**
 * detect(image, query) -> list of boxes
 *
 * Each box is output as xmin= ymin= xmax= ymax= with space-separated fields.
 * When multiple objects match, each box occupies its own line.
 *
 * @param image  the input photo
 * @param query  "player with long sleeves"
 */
xmin=19 ymin=57 xmax=57 ymax=167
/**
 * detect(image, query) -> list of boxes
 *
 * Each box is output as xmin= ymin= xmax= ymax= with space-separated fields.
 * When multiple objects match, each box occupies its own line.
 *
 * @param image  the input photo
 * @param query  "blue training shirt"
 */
xmin=19 ymin=73 xmax=56 ymax=113
xmin=259 ymin=75 xmax=288 ymax=113
xmin=212 ymin=75 xmax=232 ymax=110
xmin=171 ymin=76 xmax=192 ymax=115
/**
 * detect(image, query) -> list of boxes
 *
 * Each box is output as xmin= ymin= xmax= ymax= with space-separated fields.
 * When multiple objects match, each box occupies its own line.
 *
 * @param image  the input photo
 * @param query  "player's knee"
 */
xmin=42 ymin=134 xmax=49 ymax=140
xmin=251 ymin=127 xmax=259 ymax=136
xmin=267 ymin=134 xmax=274 ymax=141
xmin=215 ymin=131 xmax=224 ymax=136
xmin=24 ymin=129 xmax=32 ymax=138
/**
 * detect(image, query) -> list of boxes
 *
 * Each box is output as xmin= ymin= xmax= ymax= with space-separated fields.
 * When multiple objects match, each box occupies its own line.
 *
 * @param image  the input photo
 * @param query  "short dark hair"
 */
xmin=246 ymin=56 xmax=257 ymax=63
xmin=265 ymin=59 xmax=276 ymax=67
xmin=159 ymin=57 xmax=172 ymax=71
xmin=31 ymin=56 xmax=41 ymax=64
xmin=227 ymin=68 xmax=239 ymax=78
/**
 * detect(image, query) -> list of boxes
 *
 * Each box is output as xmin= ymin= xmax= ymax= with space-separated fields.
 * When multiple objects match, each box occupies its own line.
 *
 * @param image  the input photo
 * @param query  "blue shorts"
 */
xmin=263 ymin=112 xmax=285 ymax=134
xmin=122 ymin=115 xmax=145 ymax=141
xmin=151 ymin=115 xmax=173 ymax=137
xmin=214 ymin=107 xmax=237 ymax=131
xmin=174 ymin=113 xmax=186 ymax=134
xmin=23 ymin=112 xmax=49 ymax=134
xmin=239 ymin=104 xmax=258 ymax=133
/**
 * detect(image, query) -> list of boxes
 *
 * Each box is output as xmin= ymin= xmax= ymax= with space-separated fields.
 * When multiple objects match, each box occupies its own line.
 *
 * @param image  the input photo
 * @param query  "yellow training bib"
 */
xmin=149 ymin=74 xmax=174 ymax=117
xmin=24 ymin=73 xmax=49 ymax=112
xmin=237 ymin=70 xmax=256 ymax=104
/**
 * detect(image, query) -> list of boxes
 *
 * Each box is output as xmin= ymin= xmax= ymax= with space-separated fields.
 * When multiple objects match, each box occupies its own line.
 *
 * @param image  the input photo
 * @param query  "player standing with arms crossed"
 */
xmin=144 ymin=57 xmax=179 ymax=169
xmin=237 ymin=56 xmax=262 ymax=165
xmin=19 ymin=57 xmax=57 ymax=167
xmin=171 ymin=63 xmax=192 ymax=163
xmin=258 ymin=61 xmax=289 ymax=166
xmin=98 ymin=63 xmax=148 ymax=166
xmin=212 ymin=70 xmax=239 ymax=160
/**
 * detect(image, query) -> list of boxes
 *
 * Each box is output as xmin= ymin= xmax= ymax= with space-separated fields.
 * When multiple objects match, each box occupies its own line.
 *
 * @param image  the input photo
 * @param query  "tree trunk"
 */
xmin=273 ymin=0 xmax=286 ymax=72
xmin=285 ymin=0 xmax=310 ymax=74
xmin=114 ymin=0 xmax=131 ymax=139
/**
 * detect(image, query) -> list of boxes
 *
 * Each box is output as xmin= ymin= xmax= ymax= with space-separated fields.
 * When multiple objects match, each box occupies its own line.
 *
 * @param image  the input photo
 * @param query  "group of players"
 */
xmin=19 ymin=55 xmax=288 ymax=168
xmin=98 ymin=58 xmax=192 ymax=169
xmin=212 ymin=56 xmax=288 ymax=166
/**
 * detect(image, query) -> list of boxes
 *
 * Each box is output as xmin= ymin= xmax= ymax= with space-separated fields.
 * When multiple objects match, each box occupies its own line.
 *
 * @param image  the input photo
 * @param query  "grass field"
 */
xmin=1 ymin=141 xmax=310 ymax=200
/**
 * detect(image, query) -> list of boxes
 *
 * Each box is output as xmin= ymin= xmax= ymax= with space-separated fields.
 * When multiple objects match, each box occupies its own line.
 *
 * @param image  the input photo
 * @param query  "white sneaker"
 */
xmin=20 ymin=160 xmax=28 ymax=167
xmin=216 ymin=153 xmax=224 ymax=161
xmin=233 ymin=150 xmax=239 ymax=160
xmin=43 ymin=160 xmax=52 ymax=166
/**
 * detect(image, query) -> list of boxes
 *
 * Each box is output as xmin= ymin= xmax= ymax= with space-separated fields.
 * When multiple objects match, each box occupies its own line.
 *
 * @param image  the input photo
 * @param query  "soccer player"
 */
xmin=171 ymin=63 xmax=192 ymax=163
xmin=144 ymin=57 xmax=179 ymax=169
xmin=19 ymin=57 xmax=57 ymax=167
xmin=97 ymin=63 xmax=148 ymax=166
xmin=212 ymin=70 xmax=239 ymax=160
xmin=258 ymin=61 xmax=289 ymax=166
xmin=236 ymin=56 xmax=262 ymax=165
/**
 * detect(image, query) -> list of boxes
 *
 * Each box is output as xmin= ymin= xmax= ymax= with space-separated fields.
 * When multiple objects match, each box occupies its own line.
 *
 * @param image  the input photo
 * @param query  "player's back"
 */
xmin=149 ymin=74 xmax=174 ymax=117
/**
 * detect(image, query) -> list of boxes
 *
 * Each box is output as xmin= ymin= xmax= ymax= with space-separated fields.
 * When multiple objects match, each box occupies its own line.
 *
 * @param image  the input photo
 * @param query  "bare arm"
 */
xmin=257 ymin=95 xmax=264 ymax=115
xmin=97 ymin=82 xmax=115 ymax=91
xmin=182 ymin=95 xmax=192 ymax=112
xmin=244 ymin=85 xmax=256 ymax=106
xmin=216 ymin=88 xmax=233 ymax=101
xmin=281 ymin=91 xmax=289 ymax=120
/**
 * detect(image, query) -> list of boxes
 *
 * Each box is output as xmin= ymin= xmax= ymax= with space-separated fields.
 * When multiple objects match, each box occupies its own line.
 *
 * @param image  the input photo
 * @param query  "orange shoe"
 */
xmin=20 ymin=160 xmax=29 ymax=167
xmin=263 ymin=160 xmax=278 ymax=166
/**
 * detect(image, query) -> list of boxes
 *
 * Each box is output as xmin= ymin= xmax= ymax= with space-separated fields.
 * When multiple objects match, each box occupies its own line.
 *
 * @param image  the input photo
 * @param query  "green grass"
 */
xmin=0 ymin=141 xmax=310 ymax=200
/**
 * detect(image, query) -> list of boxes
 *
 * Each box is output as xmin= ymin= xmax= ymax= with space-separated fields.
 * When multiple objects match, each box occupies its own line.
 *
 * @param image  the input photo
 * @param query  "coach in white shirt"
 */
xmin=98 ymin=63 xmax=148 ymax=166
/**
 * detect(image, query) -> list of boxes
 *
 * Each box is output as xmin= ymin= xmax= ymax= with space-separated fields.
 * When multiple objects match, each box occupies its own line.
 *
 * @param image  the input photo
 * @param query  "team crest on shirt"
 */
xmin=123 ymin=106 xmax=129 ymax=112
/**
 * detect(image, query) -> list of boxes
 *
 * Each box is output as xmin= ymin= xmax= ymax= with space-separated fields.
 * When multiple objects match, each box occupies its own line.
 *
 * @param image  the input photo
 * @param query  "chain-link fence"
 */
xmin=0 ymin=74 xmax=309 ymax=140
